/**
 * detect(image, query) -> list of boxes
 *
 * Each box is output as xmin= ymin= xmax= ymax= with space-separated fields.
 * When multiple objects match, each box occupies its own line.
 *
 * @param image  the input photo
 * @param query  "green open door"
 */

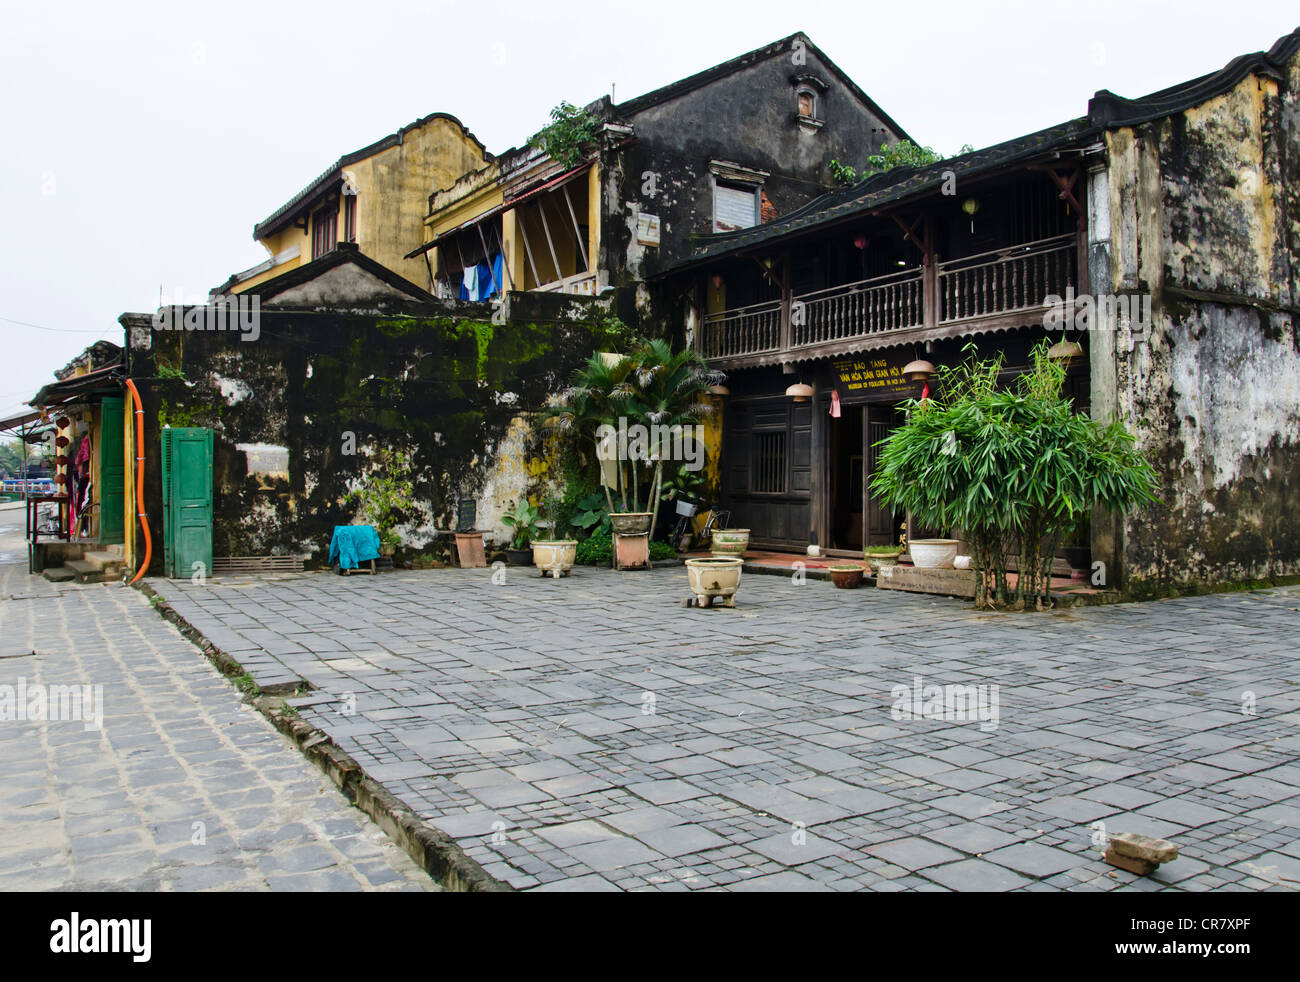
xmin=161 ymin=427 xmax=213 ymax=578
xmin=99 ymin=396 xmax=125 ymax=544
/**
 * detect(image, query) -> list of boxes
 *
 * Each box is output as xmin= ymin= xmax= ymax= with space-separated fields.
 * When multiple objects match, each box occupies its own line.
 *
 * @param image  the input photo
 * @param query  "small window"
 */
xmin=343 ymin=195 xmax=357 ymax=244
xmin=797 ymin=88 xmax=816 ymax=119
xmin=752 ymin=431 xmax=787 ymax=493
xmin=714 ymin=182 xmax=759 ymax=233
xmin=311 ymin=205 xmax=337 ymax=260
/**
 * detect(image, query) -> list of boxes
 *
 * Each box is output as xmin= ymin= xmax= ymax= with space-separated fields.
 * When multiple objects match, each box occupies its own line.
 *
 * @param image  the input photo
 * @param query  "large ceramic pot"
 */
xmin=505 ymin=547 xmax=533 ymax=566
xmin=710 ymin=528 xmax=750 ymax=558
xmin=532 ymin=540 xmax=577 ymax=578
xmin=609 ymin=512 xmax=653 ymax=535
xmin=685 ymin=557 xmax=743 ymax=608
xmin=828 ymin=564 xmax=864 ymax=589
xmin=909 ymin=539 xmax=960 ymax=569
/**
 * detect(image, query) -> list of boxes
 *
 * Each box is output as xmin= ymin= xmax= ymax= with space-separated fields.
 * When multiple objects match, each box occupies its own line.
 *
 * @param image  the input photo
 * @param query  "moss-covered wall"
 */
xmin=126 ymin=294 xmax=622 ymax=568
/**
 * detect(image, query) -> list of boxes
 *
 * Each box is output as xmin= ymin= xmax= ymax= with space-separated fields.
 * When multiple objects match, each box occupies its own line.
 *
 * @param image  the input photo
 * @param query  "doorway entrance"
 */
xmin=865 ymin=403 xmax=905 ymax=547
xmin=830 ymin=407 xmax=863 ymax=550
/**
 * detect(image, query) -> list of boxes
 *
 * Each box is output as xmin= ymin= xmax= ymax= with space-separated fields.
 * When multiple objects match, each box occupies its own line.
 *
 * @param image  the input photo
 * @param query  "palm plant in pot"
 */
xmin=501 ymin=499 xmax=542 ymax=566
xmin=543 ymin=339 xmax=722 ymax=563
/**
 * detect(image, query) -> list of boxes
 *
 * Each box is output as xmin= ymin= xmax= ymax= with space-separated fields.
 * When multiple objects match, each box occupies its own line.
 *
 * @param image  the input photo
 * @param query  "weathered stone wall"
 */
xmin=126 ymin=293 xmax=618 ymax=568
xmin=1104 ymin=57 xmax=1300 ymax=597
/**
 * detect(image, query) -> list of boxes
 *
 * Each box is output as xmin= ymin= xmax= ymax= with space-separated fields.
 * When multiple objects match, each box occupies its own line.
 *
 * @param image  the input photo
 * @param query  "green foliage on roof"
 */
xmin=829 ymin=140 xmax=974 ymax=186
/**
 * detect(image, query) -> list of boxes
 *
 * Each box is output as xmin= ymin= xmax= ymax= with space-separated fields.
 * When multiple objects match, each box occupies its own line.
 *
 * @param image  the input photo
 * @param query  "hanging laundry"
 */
xmin=461 ymin=264 xmax=479 ymax=301
xmin=490 ymin=252 xmax=504 ymax=297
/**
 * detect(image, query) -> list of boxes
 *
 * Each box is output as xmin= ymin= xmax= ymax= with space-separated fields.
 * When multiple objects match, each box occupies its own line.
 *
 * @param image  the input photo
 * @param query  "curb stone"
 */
xmin=133 ymin=580 xmax=513 ymax=893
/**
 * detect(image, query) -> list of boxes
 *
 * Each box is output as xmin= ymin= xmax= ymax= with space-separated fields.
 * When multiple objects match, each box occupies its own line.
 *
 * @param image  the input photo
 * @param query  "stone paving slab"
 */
xmin=0 ymin=558 xmax=437 ymax=892
xmin=148 ymin=563 xmax=1300 ymax=892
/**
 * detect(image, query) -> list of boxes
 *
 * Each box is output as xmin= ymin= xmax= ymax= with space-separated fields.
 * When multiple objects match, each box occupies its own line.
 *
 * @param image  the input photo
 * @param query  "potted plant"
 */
xmin=501 ymin=499 xmax=542 ymax=566
xmin=709 ymin=528 xmax=750 ymax=558
xmin=827 ymin=563 xmax=864 ymax=589
xmin=531 ymin=496 xmax=577 ymax=578
xmin=542 ymin=340 xmax=723 ymax=568
xmin=346 ymin=447 xmax=415 ymax=558
xmin=863 ymin=544 xmax=904 ymax=572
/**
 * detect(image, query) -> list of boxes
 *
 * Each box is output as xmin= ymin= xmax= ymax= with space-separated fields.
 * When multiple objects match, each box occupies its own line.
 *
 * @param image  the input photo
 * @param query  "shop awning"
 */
xmin=31 ymin=364 xmax=121 ymax=407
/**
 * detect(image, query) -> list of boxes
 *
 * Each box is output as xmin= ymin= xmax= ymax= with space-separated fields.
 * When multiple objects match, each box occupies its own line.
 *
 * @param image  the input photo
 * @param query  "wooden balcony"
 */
xmin=697 ymin=233 xmax=1080 ymax=367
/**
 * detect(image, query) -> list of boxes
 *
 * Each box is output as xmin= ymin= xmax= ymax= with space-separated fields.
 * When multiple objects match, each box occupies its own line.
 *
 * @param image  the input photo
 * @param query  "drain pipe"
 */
xmin=122 ymin=377 xmax=152 ymax=584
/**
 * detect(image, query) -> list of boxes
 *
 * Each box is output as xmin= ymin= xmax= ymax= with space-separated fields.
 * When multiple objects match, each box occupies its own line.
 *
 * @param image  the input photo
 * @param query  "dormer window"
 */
xmin=797 ymin=88 xmax=816 ymax=120
xmin=790 ymin=72 xmax=828 ymax=132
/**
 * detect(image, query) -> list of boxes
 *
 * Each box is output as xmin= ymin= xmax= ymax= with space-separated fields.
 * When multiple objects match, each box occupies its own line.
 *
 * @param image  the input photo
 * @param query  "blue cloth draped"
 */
xmin=329 ymin=525 xmax=381 ymax=570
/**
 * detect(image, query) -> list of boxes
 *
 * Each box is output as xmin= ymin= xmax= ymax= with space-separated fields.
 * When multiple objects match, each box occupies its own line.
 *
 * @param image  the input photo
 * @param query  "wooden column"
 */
xmin=922 ymin=216 xmax=938 ymax=330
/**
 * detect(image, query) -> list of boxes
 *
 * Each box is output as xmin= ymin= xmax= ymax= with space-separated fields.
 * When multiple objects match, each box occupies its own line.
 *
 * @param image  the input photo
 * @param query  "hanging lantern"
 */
xmin=711 ymin=273 xmax=724 ymax=291
xmin=1048 ymin=339 xmax=1084 ymax=361
xmin=853 ymin=235 xmax=868 ymax=250
xmin=785 ymin=382 xmax=814 ymax=402
xmin=961 ymin=197 xmax=980 ymax=233
xmin=709 ymin=384 xmax=730 ymax=396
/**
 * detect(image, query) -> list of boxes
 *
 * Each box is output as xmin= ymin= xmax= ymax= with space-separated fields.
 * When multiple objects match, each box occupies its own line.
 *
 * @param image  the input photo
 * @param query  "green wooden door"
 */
xmin=162 ymin=428 xmax=213 ymax=578
xmin=98 ymin=397 xmax=125 ymax=544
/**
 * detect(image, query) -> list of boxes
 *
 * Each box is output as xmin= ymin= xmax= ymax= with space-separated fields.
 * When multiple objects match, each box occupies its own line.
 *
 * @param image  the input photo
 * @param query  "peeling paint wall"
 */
xmin=1104 ymin=58 xmax=1300 ymax=596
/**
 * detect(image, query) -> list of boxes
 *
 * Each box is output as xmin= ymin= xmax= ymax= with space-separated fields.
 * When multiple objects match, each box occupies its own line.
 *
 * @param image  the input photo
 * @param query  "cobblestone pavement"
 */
xmin=0 ymin=513 xmax=437 ymax=891
xmin=151 ymin=563 xmax=1300 ymax=893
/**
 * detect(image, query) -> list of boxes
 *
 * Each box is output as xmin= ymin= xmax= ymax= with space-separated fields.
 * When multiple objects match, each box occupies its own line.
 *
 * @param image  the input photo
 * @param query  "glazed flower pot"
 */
xmin=909 ymin=539 xmax=960 ymax=569
xmin=685 ymin=557 xmax=743 ymax=608
xmin=864 ymin=549 xmax=902 ymax=572
xmin=532 ymin=540 xmax=577 ymax=578
xmin=710 ymin=528 xmax=750 ymax=558
xmin=609 ymin=512 xmax=653 ymax=535
xmin=828 ymin=564 xmax=864 ymax=589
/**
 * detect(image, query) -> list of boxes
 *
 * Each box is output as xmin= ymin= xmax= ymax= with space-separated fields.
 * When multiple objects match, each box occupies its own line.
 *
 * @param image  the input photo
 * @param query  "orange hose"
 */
xmin=123 ymin=378 xmax=152 ymax=583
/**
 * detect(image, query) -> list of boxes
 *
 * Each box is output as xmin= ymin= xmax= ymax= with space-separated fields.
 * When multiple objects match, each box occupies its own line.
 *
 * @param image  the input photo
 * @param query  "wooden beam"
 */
xmin=535 ymin=198 xmax=563 ymax=284
xmin=515 ymin=209 xmax=543 ymax=290
xmin=1029 ymin=165 xmax=1084 ymax=214
xmin=561 ymin=183 xmax=589 ymax=271
xmin=493 ymin=222 xmax=515 ymax=290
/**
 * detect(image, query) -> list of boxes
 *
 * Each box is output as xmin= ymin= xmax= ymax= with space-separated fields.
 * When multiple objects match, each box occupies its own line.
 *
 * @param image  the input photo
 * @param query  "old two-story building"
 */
xmin=211 ymin=112 xmax=492 ymax=297
xmin=89 ymin=32 xmax=915 ymax=575
xmin=406 ymin=33 xmax=910 ymax=321
xmin=654 ymin=28 xmax=1300 ymax=599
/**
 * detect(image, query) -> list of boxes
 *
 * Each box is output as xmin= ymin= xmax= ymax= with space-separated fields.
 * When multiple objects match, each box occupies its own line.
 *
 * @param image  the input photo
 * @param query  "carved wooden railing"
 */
xmin=699 ymin=299 xmax=783 ymax=359
xmin=696 ymin=234 xmax=1079 ymax=363
xmin=792 ymin=268 xmax=924 ymax=346
xmin=937 ymin=233 xmax=1077 ymax=323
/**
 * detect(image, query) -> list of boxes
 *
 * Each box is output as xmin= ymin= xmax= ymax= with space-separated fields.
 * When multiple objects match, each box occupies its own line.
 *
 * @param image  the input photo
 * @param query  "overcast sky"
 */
xmin=1 ymin=0 xmax=1294 ymax=418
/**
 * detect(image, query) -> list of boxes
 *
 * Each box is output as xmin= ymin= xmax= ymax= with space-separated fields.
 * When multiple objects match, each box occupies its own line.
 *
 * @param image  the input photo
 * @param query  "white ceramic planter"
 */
xmin=532 ymin=540 xmax=577 ymax=578
xmin=909 ymin=539 xmax=960 ymax=569
xmin=685 ymin=557 xmax=743 ymax=608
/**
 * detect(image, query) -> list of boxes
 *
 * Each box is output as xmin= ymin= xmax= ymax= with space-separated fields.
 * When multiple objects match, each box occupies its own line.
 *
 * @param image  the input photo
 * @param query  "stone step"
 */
xmin=104 ymin=543 xmax=126 ymax=558
xmin=42 ymin=566 xmax=77 ymax=583
xmin=83 ymin=550 xmax=125 ymax=572
xmin=64 ymin=559 xmax=117 ymax=583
